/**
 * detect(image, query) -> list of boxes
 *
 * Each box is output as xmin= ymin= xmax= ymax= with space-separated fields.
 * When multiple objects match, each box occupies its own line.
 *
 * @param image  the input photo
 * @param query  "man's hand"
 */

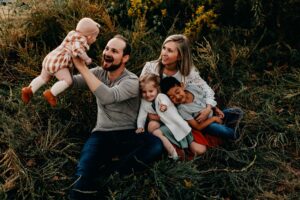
xmin=85 ymin=57 xmax=92 ymax=65
xmin=72 ymin=57 xmax=101 ymax=92
xmin=73 ymin=57 xmax=86 ymax=70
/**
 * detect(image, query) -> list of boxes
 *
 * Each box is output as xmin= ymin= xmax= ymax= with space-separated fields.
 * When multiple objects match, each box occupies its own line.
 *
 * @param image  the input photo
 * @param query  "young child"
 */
xmin=136 ymin=74 xmax=206 ymax=160
xmin=160 ymin=77 xmax=244 ymax=140
xmin=21 ymin=17 xmax=100 ymax=107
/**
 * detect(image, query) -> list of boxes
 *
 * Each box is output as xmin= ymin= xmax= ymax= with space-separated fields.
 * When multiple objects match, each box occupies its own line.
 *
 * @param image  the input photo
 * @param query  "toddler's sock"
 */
xmin=50 ymin=80 xmax=70 ymax=96
xmin=30 ymin=76 xmax=46 ymax=93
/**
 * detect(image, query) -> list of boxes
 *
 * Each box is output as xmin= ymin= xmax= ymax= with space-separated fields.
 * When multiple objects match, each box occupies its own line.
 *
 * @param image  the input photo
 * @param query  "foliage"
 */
xmin=0 ymin=0 xmax=300 ymax=199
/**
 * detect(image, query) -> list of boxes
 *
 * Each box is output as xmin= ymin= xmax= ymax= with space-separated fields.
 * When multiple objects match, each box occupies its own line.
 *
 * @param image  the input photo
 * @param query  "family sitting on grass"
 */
xmin=20 ymin=17 xmax=243 ymax=200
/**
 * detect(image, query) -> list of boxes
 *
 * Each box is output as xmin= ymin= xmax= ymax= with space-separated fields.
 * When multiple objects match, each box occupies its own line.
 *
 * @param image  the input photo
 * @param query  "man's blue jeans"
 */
xmin=203 ymin=107 xmax=244 ymax=140
xmin=70 ymin=129 xmax=163 ymax=197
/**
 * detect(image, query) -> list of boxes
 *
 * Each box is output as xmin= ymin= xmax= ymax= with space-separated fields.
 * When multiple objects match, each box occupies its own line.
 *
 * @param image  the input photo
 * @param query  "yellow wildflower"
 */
xmin=161 ymin=9 xmax=167 ymax=17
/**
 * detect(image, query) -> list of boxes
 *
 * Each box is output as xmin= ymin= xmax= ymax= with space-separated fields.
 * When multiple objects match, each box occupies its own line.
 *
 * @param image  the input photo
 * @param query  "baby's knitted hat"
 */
xmin=76 ymin=17 xmax=100 ymax=36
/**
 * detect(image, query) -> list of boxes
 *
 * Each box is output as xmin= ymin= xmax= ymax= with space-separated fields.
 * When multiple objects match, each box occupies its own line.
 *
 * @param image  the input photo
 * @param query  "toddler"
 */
xmin=160 ymin=76 xmax=244 ymax=140
xmin=21 ymin=17 xmax=100 ymax=107
xmin=136 ymin=74 xmax=206 ymax=160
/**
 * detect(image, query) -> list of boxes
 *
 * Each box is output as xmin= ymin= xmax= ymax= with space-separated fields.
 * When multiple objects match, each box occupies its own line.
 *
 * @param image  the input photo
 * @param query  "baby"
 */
xmin=21 ymin=17 xmax=100 ymax=107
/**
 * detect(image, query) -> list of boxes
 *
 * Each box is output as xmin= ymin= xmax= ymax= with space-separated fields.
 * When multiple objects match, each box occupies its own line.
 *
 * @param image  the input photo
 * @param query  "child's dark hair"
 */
xmin=160 ymin=76 xmax=181 ymax=94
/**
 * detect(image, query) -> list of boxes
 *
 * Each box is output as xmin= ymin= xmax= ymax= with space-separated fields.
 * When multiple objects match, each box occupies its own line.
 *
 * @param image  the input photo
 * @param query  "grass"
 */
xmin=0 ymin=0 xmax=300 ymax=199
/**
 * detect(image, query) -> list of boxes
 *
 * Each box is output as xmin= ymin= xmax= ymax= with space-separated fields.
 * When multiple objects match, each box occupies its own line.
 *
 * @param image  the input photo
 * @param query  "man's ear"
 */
xmin=122 ymin=54 xmax=129 ymax=63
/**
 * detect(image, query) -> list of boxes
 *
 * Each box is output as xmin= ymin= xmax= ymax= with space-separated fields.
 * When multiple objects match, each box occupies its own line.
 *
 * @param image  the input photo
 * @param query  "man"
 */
xmin=69 ymin=35 xmax=163 ymax=199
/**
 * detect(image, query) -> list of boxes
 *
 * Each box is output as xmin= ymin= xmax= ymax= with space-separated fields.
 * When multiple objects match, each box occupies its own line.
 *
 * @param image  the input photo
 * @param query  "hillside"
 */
xmin=0 ymin=1 xmax=299 ymax=199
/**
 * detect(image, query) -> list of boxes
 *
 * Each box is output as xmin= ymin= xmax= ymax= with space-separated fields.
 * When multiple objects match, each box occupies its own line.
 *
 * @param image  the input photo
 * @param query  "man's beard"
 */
xmin=104 ymin=62 xmax=122 ymax=72
xmin=102 ymin=55 xmax=122 ymax=72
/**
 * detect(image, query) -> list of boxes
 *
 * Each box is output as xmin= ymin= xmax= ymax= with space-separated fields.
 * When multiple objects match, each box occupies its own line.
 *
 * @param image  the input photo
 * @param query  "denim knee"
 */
xmin=75 ymin=133 xmax=110 ymax=177
xmin=147 ymin=134 xmax=164 ymax=159
xmin=223 ymin=107 xmax=244 ymax=131
xmin=203 ymin=123 xmax=235 ymax=140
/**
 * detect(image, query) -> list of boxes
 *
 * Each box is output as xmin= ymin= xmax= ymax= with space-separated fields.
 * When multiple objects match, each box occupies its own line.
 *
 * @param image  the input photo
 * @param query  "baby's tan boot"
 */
xmin=21 ymin=86 xmax=33 ymax=104
xmin=43 ymin=89 xmax=57 ymax=107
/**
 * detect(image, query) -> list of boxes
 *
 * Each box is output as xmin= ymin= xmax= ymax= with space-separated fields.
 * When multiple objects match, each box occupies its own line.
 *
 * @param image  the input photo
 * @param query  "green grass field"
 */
xmin=1 ymin=1 xmax=299 ymax=199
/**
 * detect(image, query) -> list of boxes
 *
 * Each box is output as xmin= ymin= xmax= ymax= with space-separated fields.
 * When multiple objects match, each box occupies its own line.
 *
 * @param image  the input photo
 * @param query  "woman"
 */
xmin=140 ymin=34 xmax=222 ymax=159
xmin=141 ymin=34 xmax=216 ymax=123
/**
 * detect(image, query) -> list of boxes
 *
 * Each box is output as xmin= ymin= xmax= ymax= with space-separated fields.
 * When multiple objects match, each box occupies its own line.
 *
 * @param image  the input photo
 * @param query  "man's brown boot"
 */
xmin=43 ymin=89 xmax=57 ymax=107
xmin=21 ymin=86 xmax=33 ymax=104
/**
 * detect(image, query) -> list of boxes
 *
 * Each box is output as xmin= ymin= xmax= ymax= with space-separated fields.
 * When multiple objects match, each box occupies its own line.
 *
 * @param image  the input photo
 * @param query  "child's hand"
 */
xmin=214 ymin=107 xmax=224 ymax=119
xmin=85 ymin=58 xmax=92 ymax=65
xmin=159 ymin=104 xmax=167 ymax=112
xmin=196 ymin=107 xmax=211 ymax=123
xmin=212 ymin=116 xmax=223 ymax=124
xmin=135 ymin=128 xmax=144 ymax=134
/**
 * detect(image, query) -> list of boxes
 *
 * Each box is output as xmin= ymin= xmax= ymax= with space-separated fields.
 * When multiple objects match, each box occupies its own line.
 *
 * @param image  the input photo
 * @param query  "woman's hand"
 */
xmin=148 ymin=113 xmax=160 ymax=121
xmin=195 ymin=107 xmax=211 ymax=123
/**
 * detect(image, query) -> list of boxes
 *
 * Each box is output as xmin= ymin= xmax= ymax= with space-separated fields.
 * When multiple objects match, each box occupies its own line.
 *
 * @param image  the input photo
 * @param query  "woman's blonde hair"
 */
xmin=158 ymin=34 xmax=193 ymax=77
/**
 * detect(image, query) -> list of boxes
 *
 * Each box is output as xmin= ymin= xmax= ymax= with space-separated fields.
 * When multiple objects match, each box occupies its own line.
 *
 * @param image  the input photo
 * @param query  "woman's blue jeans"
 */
xmin=203 ymin=107 xmax=244 ymax=140
xmin=70 ymin=129 xmax=163 ymax=198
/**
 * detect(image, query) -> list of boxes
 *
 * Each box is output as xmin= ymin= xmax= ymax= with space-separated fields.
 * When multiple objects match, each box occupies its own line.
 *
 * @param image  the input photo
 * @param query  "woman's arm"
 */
xmin=187 ymin=68 xmax=217 ymax=107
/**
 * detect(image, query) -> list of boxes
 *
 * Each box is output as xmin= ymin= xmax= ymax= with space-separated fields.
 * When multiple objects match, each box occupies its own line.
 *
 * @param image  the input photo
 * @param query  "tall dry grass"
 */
xmin=0 ymin=0 xmax=299 ymax=199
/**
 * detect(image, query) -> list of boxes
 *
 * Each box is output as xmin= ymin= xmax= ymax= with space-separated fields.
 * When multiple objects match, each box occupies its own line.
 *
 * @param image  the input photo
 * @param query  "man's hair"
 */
xmin=160 ymin=76 xmax=181 ymax=94
xmin=113 ymin=34 xmax=131 ymax=56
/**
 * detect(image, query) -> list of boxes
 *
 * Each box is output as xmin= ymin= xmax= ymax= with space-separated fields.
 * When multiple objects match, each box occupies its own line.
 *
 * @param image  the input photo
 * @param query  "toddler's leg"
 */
xmin=30 ymin=69 xmax=51 ymax=93
xmin=51 ymin=68 xmax=73 ymax=96
xmin=148 ymin=120 xmax=161 ymax=133
xmin=43 ymin=68 xmax=72 ymax=107
xmin=189 ymin=141 xmax=206 ymax=157
xmin=152 ymin=129 xmax=178 ymax=160
xmin=21 ymin=68 xmax=51 ymax=104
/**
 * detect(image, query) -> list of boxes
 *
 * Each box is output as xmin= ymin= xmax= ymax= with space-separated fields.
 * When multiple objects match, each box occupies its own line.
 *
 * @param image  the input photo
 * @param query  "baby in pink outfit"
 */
xmin=21 ymin=17 xmax=100 ymax=107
